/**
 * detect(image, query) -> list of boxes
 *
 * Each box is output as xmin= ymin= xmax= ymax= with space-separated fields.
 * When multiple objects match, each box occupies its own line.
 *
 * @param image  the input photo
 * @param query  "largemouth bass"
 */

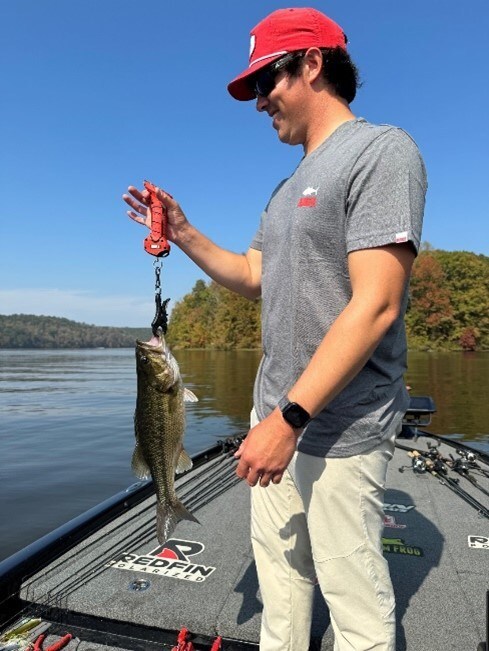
xmin=132 ymin=333 xmax=199 ymax=543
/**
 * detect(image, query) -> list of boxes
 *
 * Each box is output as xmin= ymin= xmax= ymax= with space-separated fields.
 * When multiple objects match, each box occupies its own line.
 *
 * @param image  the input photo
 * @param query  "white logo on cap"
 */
xmin=249 ymin=34 xmax=256 ymax=60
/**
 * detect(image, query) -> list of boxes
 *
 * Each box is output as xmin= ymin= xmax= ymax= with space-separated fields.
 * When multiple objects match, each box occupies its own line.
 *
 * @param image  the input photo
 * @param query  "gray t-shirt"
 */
xmin=250 ymin=118 xmax=427 ymax=458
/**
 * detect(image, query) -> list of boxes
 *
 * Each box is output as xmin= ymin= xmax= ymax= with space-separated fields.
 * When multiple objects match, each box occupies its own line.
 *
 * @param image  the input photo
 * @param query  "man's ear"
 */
xmin=303 ymin=47 xmax=324 ymax=84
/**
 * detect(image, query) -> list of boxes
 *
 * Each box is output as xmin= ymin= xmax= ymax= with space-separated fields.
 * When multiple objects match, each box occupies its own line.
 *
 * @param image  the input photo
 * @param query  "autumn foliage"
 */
xmin=167 ymin=280 xmax=261 ymax=350
xmin=169 ymin=248 xmax=489 ymax=351
xmin=405 ymin=248 xmax=489 ymax=350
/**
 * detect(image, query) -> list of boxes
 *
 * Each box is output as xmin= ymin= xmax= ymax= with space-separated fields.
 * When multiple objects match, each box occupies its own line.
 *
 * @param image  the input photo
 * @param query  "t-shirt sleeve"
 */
xmin=249 ymin=177 xmax=289 ymax=252
xmin=250 ymin=210 xmax=265 ymax=251
xmin=345 ymin=128 xmax=427 ymax=255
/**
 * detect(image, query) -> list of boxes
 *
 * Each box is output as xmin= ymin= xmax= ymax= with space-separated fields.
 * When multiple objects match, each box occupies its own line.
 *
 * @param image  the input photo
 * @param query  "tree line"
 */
xmin=1 ymin=248 xmax=487 ymax=351
xmin=166 ymin=248 xmax=489 ymax=352
xmin=167 ymin=280 xmax=261 ymax=350
xmin=0 ymin=314 xmax=150 ymax=349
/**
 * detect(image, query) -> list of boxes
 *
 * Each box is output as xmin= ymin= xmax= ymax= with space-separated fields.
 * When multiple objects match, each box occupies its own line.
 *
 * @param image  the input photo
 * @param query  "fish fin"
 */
xmin=176 ymin=448 xmax=193 ymax=474
xmin=183 ymin=387 xmax=198 ymax=402
xmin=166 ymin=350 xmax=181 ymax=383
xmin=131 ymin=444 xmax=151 ymax=480
xmin=156 ymin=498 xmax=200 ymax=544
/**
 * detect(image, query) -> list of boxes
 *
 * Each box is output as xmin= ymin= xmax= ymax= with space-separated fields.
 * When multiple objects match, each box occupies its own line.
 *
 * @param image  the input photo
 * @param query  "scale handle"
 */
xmin=143 ymin=180 xmax=171 ymax=257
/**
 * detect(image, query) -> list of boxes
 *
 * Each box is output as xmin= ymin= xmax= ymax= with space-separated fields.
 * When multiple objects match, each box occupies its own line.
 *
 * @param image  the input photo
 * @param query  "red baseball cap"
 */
xmin=228 ymin=7 xmax=348 ymax=101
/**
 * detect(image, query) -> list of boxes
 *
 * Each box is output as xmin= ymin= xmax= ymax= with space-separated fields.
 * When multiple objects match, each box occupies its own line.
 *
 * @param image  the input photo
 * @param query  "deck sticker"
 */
xmin=382 ymin=537 xmax=423 ymax=557
xmin=383 ymin=515 xmax=407 ymax=529
xmin=383 ymin=503 xmax=415 ymax=513
xmin=107 ymin=538 xmax=216 ymax=582
xmin=468 ymin=535 xmax=489 ymax=549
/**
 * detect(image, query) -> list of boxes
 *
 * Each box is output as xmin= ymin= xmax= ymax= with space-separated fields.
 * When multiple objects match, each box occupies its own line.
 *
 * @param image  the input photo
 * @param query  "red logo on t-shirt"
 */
xmin=297 ymin=197 xmax=317 ymax=207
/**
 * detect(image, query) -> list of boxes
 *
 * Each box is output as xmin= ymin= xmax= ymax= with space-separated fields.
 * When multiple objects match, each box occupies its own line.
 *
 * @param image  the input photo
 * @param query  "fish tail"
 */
xmin=156 ymin=498 xmax=200 ymax=544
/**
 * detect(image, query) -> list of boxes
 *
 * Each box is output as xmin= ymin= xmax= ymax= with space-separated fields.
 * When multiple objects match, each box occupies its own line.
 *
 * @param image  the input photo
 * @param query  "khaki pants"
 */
xmin=250 ymin=409 xmax=396 ymax=651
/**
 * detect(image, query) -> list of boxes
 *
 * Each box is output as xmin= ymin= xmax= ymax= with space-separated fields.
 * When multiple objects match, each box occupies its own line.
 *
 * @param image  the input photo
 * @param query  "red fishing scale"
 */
xmin=143 ymin=180 xmax=172 ymax=335
xmin=143 ymin=180 xmax=171 ymax=257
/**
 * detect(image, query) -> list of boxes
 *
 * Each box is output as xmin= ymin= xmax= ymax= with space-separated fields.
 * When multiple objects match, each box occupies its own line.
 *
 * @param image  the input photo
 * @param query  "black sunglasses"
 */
xmin=252 ymin=52 xmax=304 ymax=98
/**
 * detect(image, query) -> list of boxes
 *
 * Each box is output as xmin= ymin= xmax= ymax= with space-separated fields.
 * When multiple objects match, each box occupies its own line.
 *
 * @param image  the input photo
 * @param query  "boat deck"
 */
xmin=2 ymin=433 xmax=488 ymax=651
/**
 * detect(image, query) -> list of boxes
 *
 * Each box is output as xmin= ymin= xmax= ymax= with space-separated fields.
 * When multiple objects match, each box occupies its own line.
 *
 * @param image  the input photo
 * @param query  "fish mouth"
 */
xmin=135 ymin=333 xmax=178 ymax=384
xmin=136 ymin=333 xmax=170 ymax=356
xmin=140 ymin=335 xmax=162 ymax=348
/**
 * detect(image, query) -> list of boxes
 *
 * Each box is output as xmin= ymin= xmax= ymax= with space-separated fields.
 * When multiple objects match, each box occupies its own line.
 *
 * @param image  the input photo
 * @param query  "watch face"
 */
xmin=283 ymin=402 xmax=310 ymax=428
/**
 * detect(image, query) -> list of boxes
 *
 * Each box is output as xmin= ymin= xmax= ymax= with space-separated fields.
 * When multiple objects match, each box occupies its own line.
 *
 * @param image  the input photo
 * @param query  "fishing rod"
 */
xmin=398 ymin=399 xmax=489 ymax=503
xmin=421 ymin=439 xmax=489 ymax=500
xmin=416 ymin=429 xmax=489 ymax=467
xmin=448 ymin=452 xmax=489 ymax=498
xmin=397 ymin=442 xmax=489 ymax=519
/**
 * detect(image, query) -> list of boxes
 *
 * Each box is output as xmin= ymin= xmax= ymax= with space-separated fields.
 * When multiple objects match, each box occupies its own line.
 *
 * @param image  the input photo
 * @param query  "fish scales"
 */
xmin=133 ymin=333 xmax=199 ymax=543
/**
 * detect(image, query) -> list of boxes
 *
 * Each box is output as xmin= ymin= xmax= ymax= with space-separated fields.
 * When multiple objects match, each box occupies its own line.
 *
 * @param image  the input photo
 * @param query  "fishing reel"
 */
xmin=451 ymin=455 xmax=471 ymax=476
xmin=412 ymin=456 xmax=427 ymax=473
xmin=399 ymin=451 xmax=427 ymax=474
xmin=426 ymin=440 xmax=441 ymax=460
xmin=457 ymin=448 xmax=477 ymax=464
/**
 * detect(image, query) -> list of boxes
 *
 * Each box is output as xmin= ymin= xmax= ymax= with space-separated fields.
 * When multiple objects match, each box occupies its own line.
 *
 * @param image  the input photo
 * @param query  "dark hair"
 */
xmin=284 ymin=47 xmax=361 ymax=104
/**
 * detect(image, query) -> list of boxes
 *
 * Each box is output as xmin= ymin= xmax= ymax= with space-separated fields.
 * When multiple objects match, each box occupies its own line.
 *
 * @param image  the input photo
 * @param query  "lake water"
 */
xmin=1 ymin=348 xmax=488 ymax=562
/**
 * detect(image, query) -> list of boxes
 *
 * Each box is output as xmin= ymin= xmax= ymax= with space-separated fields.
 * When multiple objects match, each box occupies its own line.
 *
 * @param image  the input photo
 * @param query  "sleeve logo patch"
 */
xmin=395 ymin=231 xmax=408 ymax=243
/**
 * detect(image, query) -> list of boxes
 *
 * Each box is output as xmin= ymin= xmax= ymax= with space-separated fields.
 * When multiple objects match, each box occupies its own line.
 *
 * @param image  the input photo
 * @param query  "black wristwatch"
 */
xmin=278 ymin=396 xmax=311 ymax=429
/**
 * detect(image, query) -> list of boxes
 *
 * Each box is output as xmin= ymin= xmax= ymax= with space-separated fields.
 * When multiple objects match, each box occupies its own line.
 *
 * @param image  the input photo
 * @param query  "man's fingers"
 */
xmin=123 ymin=193 xmax=147 ymax=215
xmin=236 ymin=462 xmax=281 ymax=488
xmin=235 ymin=458 xmax=249 ymax=480
xmin=236 ymin=458 xmax=262 ymax=487
xmin=122 ymin=186 xmax=150 ymax=219
xmin=126 ymin=210 xmax=147 ymax=225
xmin=246 ymin=469 xmax=261 ymax=487
xmin=233 ymin=441 xmax=246 ymax=459
xmin=258 ymin=473 xmax=273 ymax=487
xmin=155 ymin=187 xmax=174 ymax=204
xmin=127 ymin=185 xmax=149 ymax=204
xmin=258 ymin=472 xmax=283 ymax=487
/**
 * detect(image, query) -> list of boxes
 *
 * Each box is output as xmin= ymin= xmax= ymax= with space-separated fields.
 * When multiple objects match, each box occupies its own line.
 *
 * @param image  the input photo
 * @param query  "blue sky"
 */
xmin=1 ymin=0 xmax=488 ymax=327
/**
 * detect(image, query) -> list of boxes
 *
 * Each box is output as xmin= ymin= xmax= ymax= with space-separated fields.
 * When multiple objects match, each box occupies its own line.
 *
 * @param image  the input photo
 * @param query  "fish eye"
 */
xmin=140 ymin=355 xmax=149 ymax=364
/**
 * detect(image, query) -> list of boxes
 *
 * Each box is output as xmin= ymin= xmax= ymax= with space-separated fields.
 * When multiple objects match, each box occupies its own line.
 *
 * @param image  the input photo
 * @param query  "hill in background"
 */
xmin=0 ymin=314 xmax=151 ymax=349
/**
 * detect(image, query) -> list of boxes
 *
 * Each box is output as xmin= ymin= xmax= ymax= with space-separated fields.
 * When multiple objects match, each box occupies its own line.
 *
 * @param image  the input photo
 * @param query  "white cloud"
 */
xmin=0 ymin=288 xmax=157 ymax=328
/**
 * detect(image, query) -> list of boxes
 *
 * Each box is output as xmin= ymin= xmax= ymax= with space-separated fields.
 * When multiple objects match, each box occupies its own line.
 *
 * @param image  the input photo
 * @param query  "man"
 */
xmin=123 ymin=7 xmax=426 ymax=650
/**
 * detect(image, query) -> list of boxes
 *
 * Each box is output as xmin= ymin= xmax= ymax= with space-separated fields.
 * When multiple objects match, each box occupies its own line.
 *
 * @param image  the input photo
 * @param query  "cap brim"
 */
xmin=227 ymin=55 xmax=283 ymax=101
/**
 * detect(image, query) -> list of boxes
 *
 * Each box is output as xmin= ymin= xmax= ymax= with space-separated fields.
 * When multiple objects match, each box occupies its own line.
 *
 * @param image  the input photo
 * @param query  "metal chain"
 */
xmin=154 ymin=258 xmax=163 ymax=299
xmin=151 ymin=258 xmax=169 ymax=335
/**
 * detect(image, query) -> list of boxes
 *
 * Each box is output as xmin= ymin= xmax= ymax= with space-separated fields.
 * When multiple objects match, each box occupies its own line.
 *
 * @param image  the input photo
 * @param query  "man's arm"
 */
xmin=235 ymin=242 xmax=415 ymax=487
xmin=174 ymin=223 xmax=262 ymax=300
xmin=123 ymin=184 xmax=262 ymax=299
